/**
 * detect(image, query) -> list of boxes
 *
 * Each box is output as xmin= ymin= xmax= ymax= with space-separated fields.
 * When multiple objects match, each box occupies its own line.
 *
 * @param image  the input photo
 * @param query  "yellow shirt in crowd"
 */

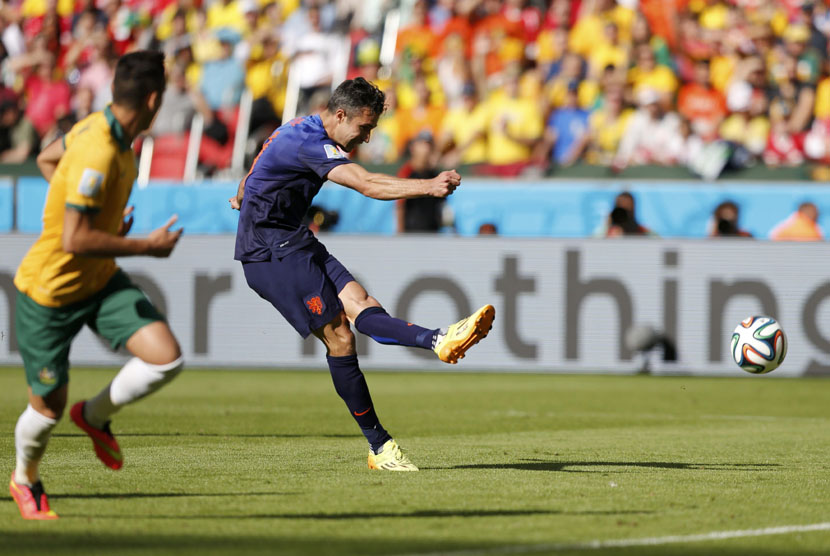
xmin=15 ymin=108 xmax=136 ymax=307
xmin=441 ymin=104 xmax=488 ymax=164
xmin=483 ymin=93 xmax=544 ymax=165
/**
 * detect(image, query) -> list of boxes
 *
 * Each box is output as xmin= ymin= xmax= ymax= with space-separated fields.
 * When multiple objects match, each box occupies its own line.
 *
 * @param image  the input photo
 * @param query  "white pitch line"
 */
xmin=399 ymin=522 xmax=830 ymax=556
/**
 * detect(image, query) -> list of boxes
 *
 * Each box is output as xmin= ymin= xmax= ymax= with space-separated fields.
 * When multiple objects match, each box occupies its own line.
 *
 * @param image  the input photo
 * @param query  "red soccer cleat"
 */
xmin=70 ymin=401 xmax=123 ymax=470
xmin=9 ymin=475 xmax=58 ymax=520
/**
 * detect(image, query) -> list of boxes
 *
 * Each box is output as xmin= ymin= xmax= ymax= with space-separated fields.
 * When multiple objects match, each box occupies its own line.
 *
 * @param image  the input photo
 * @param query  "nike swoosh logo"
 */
xmin=93 ymin=437 xmax=123 ymax=461
xmin=353 ymin=407 xmax=371 ymax=416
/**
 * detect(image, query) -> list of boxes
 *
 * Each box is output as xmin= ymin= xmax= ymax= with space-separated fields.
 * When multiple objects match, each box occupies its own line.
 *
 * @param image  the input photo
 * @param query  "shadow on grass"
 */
xmin=72 ymin=507 xmax=654 ymax=520
xmin=52 ymin=491 xmax=296 ymax=500
xmin=440 ymin=460 xmax=781 ymax=472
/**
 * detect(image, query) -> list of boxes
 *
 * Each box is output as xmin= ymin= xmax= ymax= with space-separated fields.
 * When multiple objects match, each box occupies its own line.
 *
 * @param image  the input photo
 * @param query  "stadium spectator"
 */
xmin=161 ymin=10 xmax=194 ymax=60
xmin=155 ymin=0 xmax=200 ymax=44
xmin=584 ymin=86 xmax=633 ymax=166
xmin=570 ymin=0 xmax=634 ymax=59
xmin=65 ymin=22 xmax=115 ymax=113
xmin=770 ymin=202 xmax=824 ymax=241
xmin=587 ymin=21 xmax=629 ymax=81
xmin=708 ymin=200 xmax=752 ymax=238
xmin=397 ymin=76 xmax=445 ymax=152
xmin=199 ymin=28 xmax=245 ymax=111
xmin=435 ymin=33 xmax=471 ymax=108
xmin=612 ymin=87 xmax=682 ymax=170
xmin=478 ymin=222 xmax=498 ymax=235
xmin=541 ymin=81 xmax=590 ymax=169
xmin=206 ymin=0 xmax=248 ymax=35
xmin=0 ymin=91 xmax=37 ymax=162
xmin=396 ymin=131 xmax=444 ymax=233
xmin=630 ymin=9 xmax=673 ymax=69
xmin=23 ymin=51 xmax=70 ymax=144
xmin=596 ymin=191 xmax=654 ymax=238
xmin=153 ymin=62 xmax=212 ymax=137
xmin=480 ymin=66 xmax=544 ymax=175
xmin=678 ymin=58 xmax=727 ymax=142
xmin=244 ymin=33 xmax=285 ymax=137
xmin=536 ymin=22 xmax=569 ymax=82
xmin=627 ymin=42 xmax=678 ymax=108
xmin=545 ymin=50 xmax=588 ymax=109
xmin=282 ymin=3 xmax=340 ymax=116
xmin=470 ymin=0 xmax=524 ymax=80
xmin=721 ymin=58 xmax=770 ymax=158
xmin=436 ymin=82 xmax=487 ymax=168
xmin=70 ymin=85 xmax=94 ymax=123
xmin=396 ymin=0 xmax=436 ymax=61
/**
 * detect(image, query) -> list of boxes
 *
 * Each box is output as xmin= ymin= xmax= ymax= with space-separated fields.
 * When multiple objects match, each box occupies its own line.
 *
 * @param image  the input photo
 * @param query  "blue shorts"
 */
xmin=242 ymin=241 xmax=355 ymax=338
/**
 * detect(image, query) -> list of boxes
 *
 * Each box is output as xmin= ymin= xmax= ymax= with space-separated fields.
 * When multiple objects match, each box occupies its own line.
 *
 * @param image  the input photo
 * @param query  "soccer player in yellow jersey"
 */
xmin=9 ymin=51 xmax=185 ymax=520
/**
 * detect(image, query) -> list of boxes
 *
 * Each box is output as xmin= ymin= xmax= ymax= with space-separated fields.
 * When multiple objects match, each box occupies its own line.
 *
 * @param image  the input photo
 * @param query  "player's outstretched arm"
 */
xmin=327 ymin=163 xmax=461 ymax=200
xmin=37 ymin=137 xmax=65 ymax=182
xmin=63 ymin=209 xmax=183 ymax=258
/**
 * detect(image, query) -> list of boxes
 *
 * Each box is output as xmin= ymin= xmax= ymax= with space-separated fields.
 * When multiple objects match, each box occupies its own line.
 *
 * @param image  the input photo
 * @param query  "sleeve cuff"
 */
xmin=65 ymin=202 xmax=100 ymax=214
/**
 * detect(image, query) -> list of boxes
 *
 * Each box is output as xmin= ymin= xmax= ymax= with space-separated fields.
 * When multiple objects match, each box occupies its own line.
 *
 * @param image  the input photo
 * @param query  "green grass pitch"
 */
xmin=1 ymin=367 xmax=830 ymax=556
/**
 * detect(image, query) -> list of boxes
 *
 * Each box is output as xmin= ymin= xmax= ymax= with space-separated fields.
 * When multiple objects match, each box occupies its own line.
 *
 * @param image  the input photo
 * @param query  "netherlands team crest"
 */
xmin=305 ymin=295 xmax=325 ymax=315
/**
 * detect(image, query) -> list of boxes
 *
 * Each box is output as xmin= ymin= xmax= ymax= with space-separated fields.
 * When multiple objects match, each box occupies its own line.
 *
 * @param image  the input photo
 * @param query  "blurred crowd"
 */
xmin=0 ymin=0 xmax=829 ymax=178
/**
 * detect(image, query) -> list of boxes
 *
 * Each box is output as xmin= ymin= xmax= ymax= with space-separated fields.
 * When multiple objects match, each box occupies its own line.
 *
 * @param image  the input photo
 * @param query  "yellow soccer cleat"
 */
xmin=368 ymin=440 xmax=419 ymax=471
xmin=433 ymin=304 xmax=495 ymax=364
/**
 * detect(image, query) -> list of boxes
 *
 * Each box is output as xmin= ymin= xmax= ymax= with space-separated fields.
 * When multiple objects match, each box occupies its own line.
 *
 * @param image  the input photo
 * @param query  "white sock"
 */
xmin=14 ymin=405 xmax=58 ymax=486
xmin=84 ymin=356 xmax=184 ymax=428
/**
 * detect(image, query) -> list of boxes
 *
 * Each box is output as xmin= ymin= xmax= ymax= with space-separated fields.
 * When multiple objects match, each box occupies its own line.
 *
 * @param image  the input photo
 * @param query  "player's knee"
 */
xmin=33 ymin=387 xmax=68 ymax=420
xmin=142 ymin=355 xmax=185 ymax=384
xmin=153 ymin=339 xmax=182 ymax=364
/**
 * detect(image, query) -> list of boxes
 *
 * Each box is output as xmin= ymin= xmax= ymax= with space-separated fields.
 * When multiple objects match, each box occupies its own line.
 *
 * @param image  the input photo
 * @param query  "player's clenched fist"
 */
xmin=429 ymin=170 xmax=461 ymax=198
xmin=146 ymin=214 xmax=183 ymax=257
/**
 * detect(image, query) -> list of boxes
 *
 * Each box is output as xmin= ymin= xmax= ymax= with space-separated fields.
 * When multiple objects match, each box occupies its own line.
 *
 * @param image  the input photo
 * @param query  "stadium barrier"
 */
xmin=1 ymin=235 xmax=828 ymax=377
xmin=0 ymin=179 xmax=11 ymax=232
xmin=11 ymin=177 xmax=830 ymax=238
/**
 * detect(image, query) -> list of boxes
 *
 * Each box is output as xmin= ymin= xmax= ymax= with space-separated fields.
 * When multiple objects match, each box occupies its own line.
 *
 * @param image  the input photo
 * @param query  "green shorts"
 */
xmin=16 ymin=270 xmax=166 ymax=396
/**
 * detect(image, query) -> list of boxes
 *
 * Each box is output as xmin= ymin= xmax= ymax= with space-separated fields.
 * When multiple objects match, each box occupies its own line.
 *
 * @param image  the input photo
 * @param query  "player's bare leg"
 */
xmin=71 ymin=322 xmax=184 ymax=469
xmin=338 ymin=280 xmax=495 ymax=364
xmin=314 ymin=310 xmax=417 ymax=471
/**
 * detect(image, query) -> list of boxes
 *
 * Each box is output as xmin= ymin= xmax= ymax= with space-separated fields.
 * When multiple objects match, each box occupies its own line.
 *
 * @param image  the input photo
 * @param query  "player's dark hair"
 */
xmin=112 ymin=50 xmax=166 ymax=110
xmin=327 ymin=77 xmax=386 ymax=118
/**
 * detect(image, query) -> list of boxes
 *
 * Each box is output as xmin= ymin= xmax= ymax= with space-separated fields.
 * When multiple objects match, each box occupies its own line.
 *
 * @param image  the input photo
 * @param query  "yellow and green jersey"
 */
xmin=15 ymin=106 xmax=136 ymax=307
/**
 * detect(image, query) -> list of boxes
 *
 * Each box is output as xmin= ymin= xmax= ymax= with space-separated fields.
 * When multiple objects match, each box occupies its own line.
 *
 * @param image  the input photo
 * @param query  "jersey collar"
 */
xmin=104 ymin=105 xmax=131 ymax=151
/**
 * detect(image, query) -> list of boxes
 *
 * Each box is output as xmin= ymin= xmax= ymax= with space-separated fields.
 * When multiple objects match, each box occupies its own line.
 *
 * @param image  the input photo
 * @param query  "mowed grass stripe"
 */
xmin=400 ymin=522 xmax=830 ymax=556
xmin=1 ymin=368 xmax=829 ymax=556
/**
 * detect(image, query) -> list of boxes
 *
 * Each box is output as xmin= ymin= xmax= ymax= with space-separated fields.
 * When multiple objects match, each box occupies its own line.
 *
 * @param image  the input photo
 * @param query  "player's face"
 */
xmin=336 ymin=108 xmax=379 ymax=152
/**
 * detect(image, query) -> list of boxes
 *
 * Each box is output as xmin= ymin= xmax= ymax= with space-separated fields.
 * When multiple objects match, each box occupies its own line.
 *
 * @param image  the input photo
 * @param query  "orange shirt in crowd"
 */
xmin=677 ymin=83 xmax=727 ymax=140
xmin=397 ymin=22 xmax=437 ymax=59
xmin=770 ymin=212 xmax=824 ymax=241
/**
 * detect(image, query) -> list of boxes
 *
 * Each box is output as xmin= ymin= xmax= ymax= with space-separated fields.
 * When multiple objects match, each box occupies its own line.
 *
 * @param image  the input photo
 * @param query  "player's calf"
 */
xmin=73 ymin=356 xmax=184 ymax=469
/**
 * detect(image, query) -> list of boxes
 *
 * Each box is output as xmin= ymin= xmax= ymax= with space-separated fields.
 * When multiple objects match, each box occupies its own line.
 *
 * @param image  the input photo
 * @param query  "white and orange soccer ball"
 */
xmin=731 ymin=316 xmax=787 ymax=374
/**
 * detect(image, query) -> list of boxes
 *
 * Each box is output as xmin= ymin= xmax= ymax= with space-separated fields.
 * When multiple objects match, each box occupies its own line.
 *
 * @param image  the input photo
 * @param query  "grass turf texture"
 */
xmin=1 ymin=368 xmax=829 ymax=556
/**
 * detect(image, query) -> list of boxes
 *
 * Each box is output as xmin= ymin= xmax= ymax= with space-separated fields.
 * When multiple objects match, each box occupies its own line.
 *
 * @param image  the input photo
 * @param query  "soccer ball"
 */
xmin=731 ymin=316 xmax=787 ymax=374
